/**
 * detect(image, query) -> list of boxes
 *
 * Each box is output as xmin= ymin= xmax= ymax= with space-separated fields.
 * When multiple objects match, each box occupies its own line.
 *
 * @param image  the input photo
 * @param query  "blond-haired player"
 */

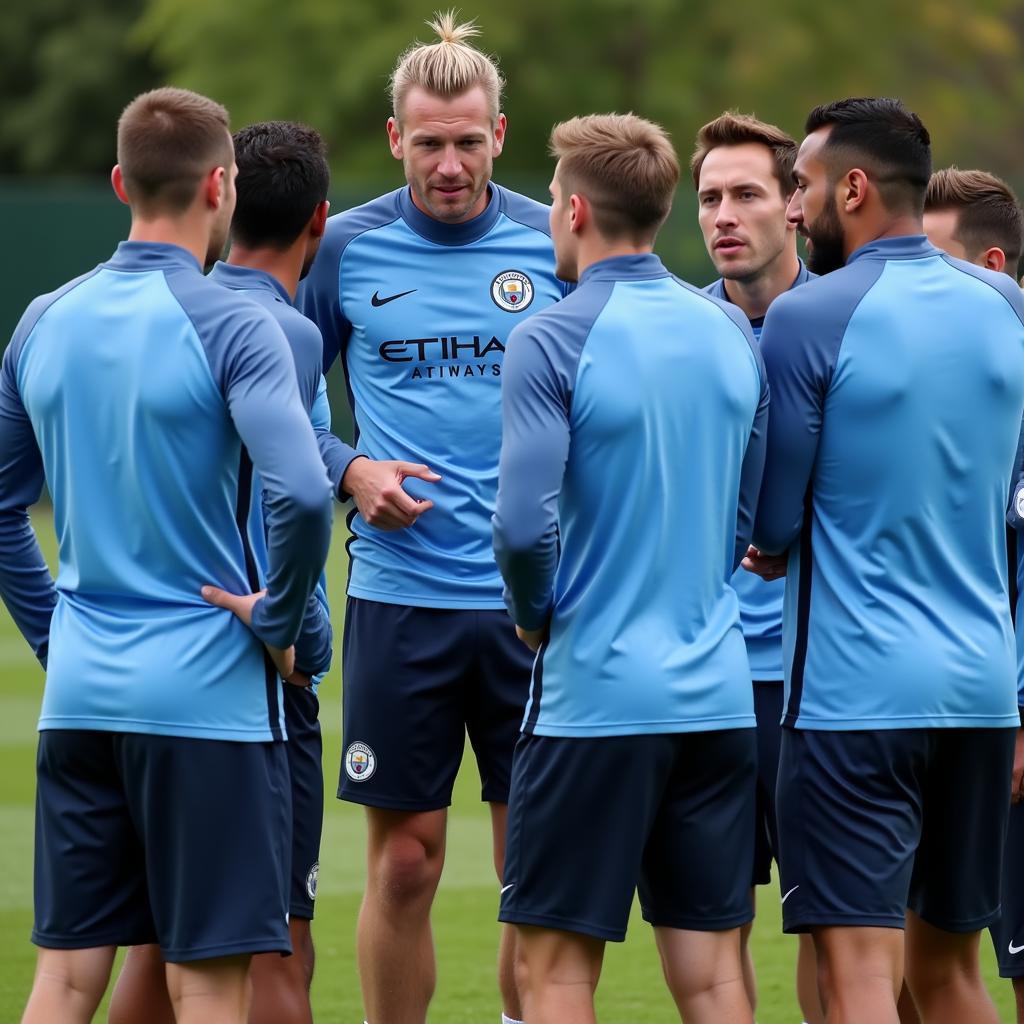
xmin=300 ymin=13 xmax=567 ymax=1024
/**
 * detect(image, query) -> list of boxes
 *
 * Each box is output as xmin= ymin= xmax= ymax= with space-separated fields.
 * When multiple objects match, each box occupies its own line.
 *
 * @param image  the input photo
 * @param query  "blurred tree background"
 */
xmin=3 ymin=0 xmax=1024 ymax=341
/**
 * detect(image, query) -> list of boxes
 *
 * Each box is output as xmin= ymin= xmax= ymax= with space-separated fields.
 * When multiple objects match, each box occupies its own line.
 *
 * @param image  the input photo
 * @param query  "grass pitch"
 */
xmin=0 ymin=512 xmax=1015 ymax=1021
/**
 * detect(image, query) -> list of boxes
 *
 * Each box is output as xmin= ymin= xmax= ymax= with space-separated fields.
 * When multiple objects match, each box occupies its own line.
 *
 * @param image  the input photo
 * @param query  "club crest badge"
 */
xmin=306 ymin=861 xmax=319 ymax=901
xmin=344 ymin=741 xmax=376 ymax=782
xmin=491 ymin=270 xmax=535 ymax=312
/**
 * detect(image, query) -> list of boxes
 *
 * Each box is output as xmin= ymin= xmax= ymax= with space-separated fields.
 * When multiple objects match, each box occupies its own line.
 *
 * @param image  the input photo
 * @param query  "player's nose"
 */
xmin=715 ymin=198 xmax=738 ymax=228
xmin=786 ymin=191 xmax=803 ymax=225
xmin=438 ymin=145 xmax=463 ymax=176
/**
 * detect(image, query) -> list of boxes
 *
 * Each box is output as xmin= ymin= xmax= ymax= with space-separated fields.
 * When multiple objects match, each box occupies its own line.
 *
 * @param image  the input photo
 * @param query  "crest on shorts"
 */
xmin=1016 ymin=485 xmax=1024 ymax=521
xmin=345 ymin=741 xmax=377 ymax=782
xmin=305 ymin=861 xmax=319 ymax=901
xmin=491 ymin=270 xmax=535 ymax=313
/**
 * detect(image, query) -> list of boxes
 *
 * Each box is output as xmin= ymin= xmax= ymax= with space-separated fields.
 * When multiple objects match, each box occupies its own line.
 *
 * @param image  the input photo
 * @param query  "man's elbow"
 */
xmin=752 ymin=518 xmax=800 ymax=557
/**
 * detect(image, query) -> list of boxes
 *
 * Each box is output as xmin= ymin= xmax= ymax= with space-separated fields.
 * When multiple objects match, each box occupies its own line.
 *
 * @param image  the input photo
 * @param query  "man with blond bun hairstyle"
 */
xmin=0 ymin=87 xmax=333 ymax=1024
xmin=493 ymin=113 xmax=767 ymax=1024
xmin=692 ymin=110 xmax=822 ymax=1024
xmin=300 ymin=12 xmax=565 ymax=1024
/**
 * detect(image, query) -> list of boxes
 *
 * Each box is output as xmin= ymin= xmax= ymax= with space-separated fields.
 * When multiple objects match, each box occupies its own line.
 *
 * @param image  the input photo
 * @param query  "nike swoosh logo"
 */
xmin=781 ymin=885 xmax=800 ymax=904
xmin=371 ymin=289 xmax=417 ymax=307
xmin=1011 ymin=940 xmax=1024 ymax=955
xmin=500 ymin=883 xmax=515 ymax=895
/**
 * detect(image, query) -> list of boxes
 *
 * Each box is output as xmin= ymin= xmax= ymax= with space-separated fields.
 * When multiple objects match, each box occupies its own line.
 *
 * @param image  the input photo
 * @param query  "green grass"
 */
xmin=0 ymin=510 xmax=1016 ymax=1021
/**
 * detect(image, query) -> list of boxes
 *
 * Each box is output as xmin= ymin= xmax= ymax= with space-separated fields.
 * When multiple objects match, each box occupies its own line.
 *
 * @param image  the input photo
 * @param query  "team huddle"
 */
xmin=1 ymin=11 xmax=1023 ymax=1024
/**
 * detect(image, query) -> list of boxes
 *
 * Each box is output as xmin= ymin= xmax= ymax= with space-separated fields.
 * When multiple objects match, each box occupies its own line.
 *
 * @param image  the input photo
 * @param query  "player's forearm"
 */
xmin=493 ymin=516 xmax=558 ymax=631
xmin=317 ymin=426 xmax=362 ymax=501
xmin=293 ymin=589 xmax=333 ymax=677
xmin=735 ymin=384 xmax=769 ymax=570
xmin=0 ymin=509 xmax=57 ymax=667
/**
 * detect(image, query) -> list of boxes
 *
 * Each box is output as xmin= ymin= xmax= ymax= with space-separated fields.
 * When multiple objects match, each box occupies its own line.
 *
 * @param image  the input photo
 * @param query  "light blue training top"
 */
xmin=0 ymin=242 xmax=333 ymax=740
xmin=494 ymin=253 xmax=768 ymax=737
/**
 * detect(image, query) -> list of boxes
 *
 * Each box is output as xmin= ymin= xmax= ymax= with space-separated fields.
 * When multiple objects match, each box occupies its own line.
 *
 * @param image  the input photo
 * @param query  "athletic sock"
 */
xmin=502 ymin=1015 xmax=524 ymax=1024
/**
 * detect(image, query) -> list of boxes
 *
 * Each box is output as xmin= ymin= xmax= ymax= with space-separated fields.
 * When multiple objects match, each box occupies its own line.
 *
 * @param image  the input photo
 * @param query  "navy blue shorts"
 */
xmin=752 ymin=681 xmax=783 ymax=887
xmin=33 ymin=730 xmax=292 ymax=962
xmin=777 ymin=727 xmax=1014 ymax=934
xmin=340 ymin=598 xmax=533 ymax=810
xmin=989 ymin=797 xmax=1024 ymax=976
xmin=499 ymin=730 xmax=757 ymax=942
xmin=284 ymin=686 xmax=323 ymax=920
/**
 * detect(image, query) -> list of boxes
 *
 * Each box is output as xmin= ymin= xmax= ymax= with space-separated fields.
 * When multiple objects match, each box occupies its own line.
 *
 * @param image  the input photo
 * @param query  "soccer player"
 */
xmin=0 ymin=88 xmax=333 ymax=1024
xmin=493 ymin=112 xmax=768 ymax=1024
xmin=691 ymin=110 xmax=821 ymax=1024
xmin=747 ymin=98 xmax=1024 ymax=1024
xmin=108 ymin=120 xmax=336 ymax=1024
xmin=923 ymin=166 xmax=1024 ymax=1024
xmin=298 ymin=14 xmax=565 ymax=1024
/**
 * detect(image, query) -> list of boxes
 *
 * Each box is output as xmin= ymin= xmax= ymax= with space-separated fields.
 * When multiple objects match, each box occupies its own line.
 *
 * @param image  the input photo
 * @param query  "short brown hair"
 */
xmin=117 ymin=87 xmax=232 ymax=215
xmin=925 ymin=167 xmax=1023 ymax=276
xmin=549 ymin=113 xmax=680 ymax=240
xmin=690 ymin=112 xmax=797 ymax=197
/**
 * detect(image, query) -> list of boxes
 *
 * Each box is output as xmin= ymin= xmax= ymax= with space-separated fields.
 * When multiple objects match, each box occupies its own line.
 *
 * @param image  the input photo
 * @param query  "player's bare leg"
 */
xmin=739 ymin=889 xmax=757 ymax=1014
xmin=896 ymin=981 xmax=920 ymax=1023
xmin=515 ymin=924 xmax=602 ymax=1024
xmin=108 ymin=943 xmax=175 ymax=1024
xmin=358 ymin=807 xmax=447 ymax=1024
xmin=166 ymin=955 xmax=251 ymax=1024
xmin=903 ymin=910 xmax=999 ymax=1024
xmin=813 ymin=925 xmax=902 ymax=1024
xmin=656 ymin=925 xmax=753 ymax=1023
xmin=249 ymin=917 xmax=315 ymax=1024
xmin=490 ymin=801 xmax=523 ymax=1022
xmin=797 ymin=932 xmax=825 ymax=1024
xmin=22 ymin=946 xmax=116 ymax=1024
xmin=1012 ymin=976 xmax=1024 ymax=1024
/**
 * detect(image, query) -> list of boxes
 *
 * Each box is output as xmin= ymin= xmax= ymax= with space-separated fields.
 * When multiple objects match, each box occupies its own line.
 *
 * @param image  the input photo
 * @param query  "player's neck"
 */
xmin=227 ymin=244 xmax=303 ymax=301
xmin=844 ymin=213 xmax=924 ymax=260
xmin=722 ymin=245 xmax=801 ymax=322
xmin=576 ymin=239 xmax=654 ymax=278
xmin=127 ymin=217 xmax=212 ymax=271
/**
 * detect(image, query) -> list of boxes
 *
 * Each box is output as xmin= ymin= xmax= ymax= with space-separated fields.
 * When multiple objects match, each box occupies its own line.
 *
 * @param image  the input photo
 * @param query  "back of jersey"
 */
xmin=757 ymin=237 xmax=1024 ymax=729
xmin=10 ymin=243 xmax=286 ymax=741
xmin=495 ymin=253 xmax=767 ymax=737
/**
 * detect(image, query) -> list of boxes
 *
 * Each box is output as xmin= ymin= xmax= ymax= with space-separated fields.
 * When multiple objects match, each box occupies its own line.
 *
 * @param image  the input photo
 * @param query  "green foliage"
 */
xmin=0 ymin=0 xmax=159 ymax=174
xmin=130 ymin=0 xmax=1024 ymax=182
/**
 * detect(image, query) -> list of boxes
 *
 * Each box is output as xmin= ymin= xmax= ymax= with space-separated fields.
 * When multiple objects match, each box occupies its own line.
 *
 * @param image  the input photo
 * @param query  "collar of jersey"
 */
xmin=847 ymin=235 xmax=940 ymax=265
xmin=579 ymin=252 xmax=668 ymax=284
xmin=397 ymin=183 xmax=503 ymax=246
xmin=208 ymin=262 xmax=291 ymax=304
xmin=106 ymin=241 xmax=202 ymax=273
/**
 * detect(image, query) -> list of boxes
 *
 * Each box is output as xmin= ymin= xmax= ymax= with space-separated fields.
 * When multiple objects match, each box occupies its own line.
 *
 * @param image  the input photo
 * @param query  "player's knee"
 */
xmin=371 ymin=828 xmax=444 ymax=904
xmin=34 ymin=950 xmax=110 ymax=1009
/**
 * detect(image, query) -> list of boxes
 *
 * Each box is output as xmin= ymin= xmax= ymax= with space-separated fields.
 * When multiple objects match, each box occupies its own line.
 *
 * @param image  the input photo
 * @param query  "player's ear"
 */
xmin=843 ymin=168 xmax=869 ymax=213
xmin=982 ymin=246 xmax=1007 ymax=274
xmin=387 ymin=117 xmax=403 ymax=160
xmin=492 ymin=112 xmax=507 ymax=157
xmin=310 ymin=200 xmax=330 ymax=239
xmin=203 ymin=166 xmax=226 ymax=210
xmin=569 ymin=193 xmax=587 ymax=235
xmin=111 ymin=166 xmax=130 ymax=206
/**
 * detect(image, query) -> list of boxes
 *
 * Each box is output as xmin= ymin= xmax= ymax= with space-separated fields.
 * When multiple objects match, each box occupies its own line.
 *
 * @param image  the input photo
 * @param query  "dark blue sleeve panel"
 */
xmin=946 ymin=258 xmax=1024 ymax=533
xmin=293 ymin=380 xmax=333 ymax=675
xmin=166 ymin=269 xmax=333 ymax=649
xmin=735 ymin=347 xmax=770 ymax=570
xmin=0 ymin=276 xmax=96 ymax=666
xmin=754 ymin=261 xmax=883 ymax=555
xmin=684 ymin=278 xmax=769 ymax=569
xmin=298 ymin=196 xmax=404 ymax=495
xmin=492 ymin=283 xmax=614 ymax=629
